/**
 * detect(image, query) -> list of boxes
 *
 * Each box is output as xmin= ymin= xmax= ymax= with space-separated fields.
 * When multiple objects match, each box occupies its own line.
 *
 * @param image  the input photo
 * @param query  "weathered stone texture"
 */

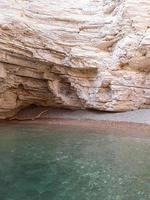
xmin=0 ymin=0 xmax=150 ymax=118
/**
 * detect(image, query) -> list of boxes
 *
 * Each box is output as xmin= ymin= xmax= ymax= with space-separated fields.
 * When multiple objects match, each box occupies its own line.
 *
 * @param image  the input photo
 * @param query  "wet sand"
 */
xmin=5 ymin=118 xmax=149 ymax=137
xmin=0 ymin=107 xmax=149 ymax=137
xmin=10 ymin=106 xmax=150 ymax=124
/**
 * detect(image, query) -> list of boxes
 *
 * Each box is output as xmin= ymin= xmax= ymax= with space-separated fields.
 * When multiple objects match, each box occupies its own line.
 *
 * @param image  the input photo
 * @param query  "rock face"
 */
xmin=0 ymin=0 xmax=150 ymax=119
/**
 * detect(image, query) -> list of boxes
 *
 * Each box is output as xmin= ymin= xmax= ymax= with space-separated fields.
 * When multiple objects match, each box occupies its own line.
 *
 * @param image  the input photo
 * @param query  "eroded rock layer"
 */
xmin=0 ymin=0 xmax=150 ymax=118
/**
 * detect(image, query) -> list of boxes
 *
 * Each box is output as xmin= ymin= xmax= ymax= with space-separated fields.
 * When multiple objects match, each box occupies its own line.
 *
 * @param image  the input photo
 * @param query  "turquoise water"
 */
xmin=0 ymin=124 xmax=149 ymax=200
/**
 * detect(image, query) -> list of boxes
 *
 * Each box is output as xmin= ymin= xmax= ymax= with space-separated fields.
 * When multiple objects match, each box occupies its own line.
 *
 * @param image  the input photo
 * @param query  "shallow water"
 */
xmin=0 ymin=124 xmax=149 ymax=200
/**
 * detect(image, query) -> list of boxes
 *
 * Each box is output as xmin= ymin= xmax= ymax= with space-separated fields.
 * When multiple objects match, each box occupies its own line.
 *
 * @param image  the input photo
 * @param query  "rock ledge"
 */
xmin=0 ymin=0 xmax=150 ymax=119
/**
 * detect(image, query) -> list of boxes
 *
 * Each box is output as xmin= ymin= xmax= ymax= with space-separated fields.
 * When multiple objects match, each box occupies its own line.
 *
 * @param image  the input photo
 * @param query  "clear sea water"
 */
xmin=0 ymin=124 xmax=149 ymax=200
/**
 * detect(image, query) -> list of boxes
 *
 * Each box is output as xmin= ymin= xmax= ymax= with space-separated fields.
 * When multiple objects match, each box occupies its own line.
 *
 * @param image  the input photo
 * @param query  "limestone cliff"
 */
xmin=0 ymin=0 xmax=150 ymax=119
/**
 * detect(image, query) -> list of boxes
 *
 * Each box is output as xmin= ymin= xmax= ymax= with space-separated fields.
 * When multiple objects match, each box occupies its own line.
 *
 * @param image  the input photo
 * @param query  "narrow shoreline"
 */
xmin=0 ymin=118 xmax=150 ymax=138
xmin=3 ymin=107 xmax=150 ymax=124
xmin=0 ymin=108 xmax=149 ymax=137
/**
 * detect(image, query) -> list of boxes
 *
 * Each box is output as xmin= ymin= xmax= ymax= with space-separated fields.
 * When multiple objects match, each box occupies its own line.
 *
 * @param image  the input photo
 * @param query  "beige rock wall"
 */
xmin=0 ymin=0 xmax=150 ymax=118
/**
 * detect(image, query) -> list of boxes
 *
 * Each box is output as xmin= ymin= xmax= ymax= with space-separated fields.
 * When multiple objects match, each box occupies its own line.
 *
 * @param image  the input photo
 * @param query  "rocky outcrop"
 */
xmin=0 ymin=0 xmax=150 ymax=119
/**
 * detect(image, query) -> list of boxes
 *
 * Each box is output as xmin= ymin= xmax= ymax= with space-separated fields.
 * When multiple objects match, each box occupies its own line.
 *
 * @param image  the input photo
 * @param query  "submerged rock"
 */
xmin=0 ymin=0 xmax=150 ymax=118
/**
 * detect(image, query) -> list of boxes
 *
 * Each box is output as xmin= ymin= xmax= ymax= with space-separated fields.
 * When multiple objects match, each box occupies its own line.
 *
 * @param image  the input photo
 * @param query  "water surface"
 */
xmin=0 ymin=123 xmax=149 ymax=200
